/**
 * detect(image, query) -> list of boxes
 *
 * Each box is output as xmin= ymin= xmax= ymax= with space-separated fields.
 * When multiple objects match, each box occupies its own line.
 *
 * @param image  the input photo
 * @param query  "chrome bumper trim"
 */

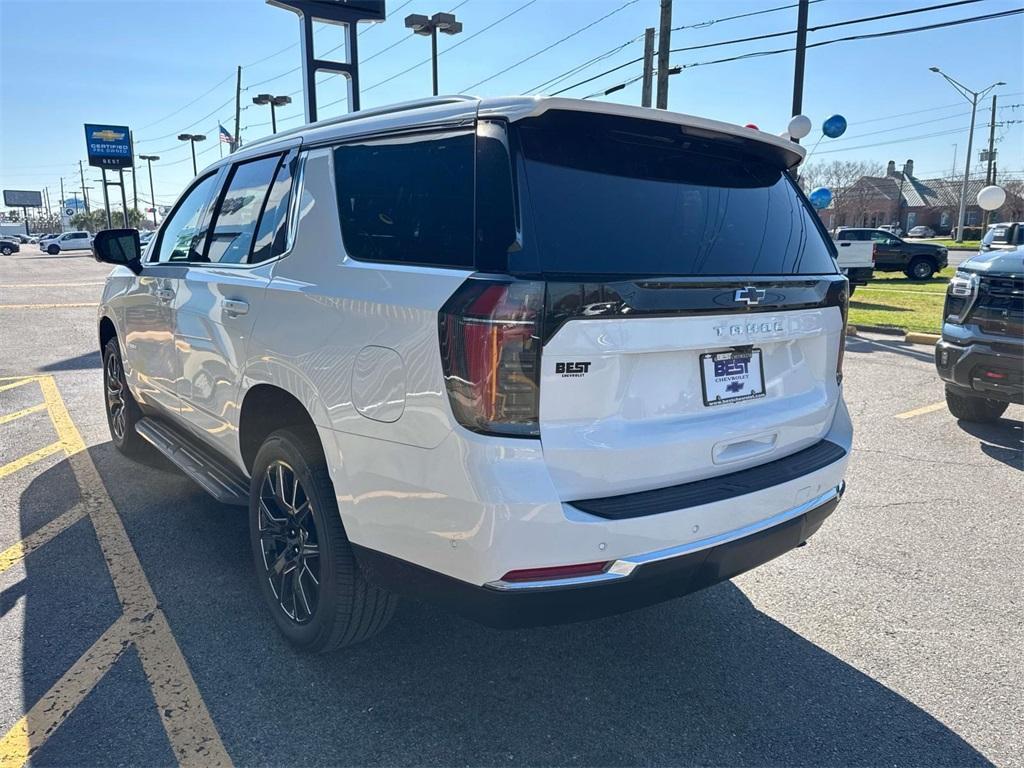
xmin=485 ymin=483 xmax=844 ymax=592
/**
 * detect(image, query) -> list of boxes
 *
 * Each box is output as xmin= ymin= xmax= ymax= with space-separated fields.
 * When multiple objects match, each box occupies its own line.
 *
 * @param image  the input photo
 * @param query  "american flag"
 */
xmin=218 ymin=124 xmax=234 ymax=145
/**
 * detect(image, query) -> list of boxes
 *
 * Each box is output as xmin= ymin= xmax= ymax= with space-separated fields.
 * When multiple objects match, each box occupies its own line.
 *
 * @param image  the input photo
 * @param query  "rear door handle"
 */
xmin=223 ymin=299 xmax=249 ymax=316
xmin=155 ymin=288 xmax=175 ymax=302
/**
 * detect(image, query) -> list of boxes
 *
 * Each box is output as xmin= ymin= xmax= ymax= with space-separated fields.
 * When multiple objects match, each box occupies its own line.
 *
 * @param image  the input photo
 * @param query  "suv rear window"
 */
xmin=511 ymin=111 xmax=837 ymax=277
xmin=333 ymin=130 xmax=474 ymax=268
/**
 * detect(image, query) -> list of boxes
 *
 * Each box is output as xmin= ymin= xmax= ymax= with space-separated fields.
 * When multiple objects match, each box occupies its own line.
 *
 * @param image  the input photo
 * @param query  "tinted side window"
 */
xmin=250 ymin=153 xmax=296 ymax=263
xmin=154 ymin=173 xmax=220 ymax=264
xmin=333 ymin=130 xmax=474 ymax=267
xmin=204 ymin=155 xmax=280 ymax=264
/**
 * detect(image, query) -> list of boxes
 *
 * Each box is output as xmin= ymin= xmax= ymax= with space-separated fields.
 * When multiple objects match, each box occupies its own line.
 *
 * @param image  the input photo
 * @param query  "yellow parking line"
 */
xmin=0 ymin=505 xmax=88 ymax=575
xmin=0 ymin=403 xmax=47 ymax=426
xmin=896 ymin=401 xmax=948 ymax=420
xmin=0 ymin=303 xmax=98 ymax=310
xmin=0 ymin=442 xmax=63 ymax=480
xmin=0 ymin=615 xmax=133 ymax=768
xmin=38 ymin=376 xmax=233 ymax=766
xmin=0 ymin=379 xmax=37 ymax=394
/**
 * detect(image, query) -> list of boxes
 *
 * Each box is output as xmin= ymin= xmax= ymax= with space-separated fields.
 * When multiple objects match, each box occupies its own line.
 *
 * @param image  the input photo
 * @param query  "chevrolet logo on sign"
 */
xmin=91 ymin=129 xmax=125 ymax=141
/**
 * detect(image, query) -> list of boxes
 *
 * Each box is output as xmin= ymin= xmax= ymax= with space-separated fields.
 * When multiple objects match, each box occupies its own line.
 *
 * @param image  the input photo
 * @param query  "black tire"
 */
xmin=906 ymin=257 xmax=936 ymax=280
xmin=102 ymin=337 xmax=149 ymax=457
xmin=249 ymin=428 xmax=396 ymax=652
xmin=1 ymin=245 xmax=12 ymax=256
xmin=47 ymin=244 xmax=59 ymax=255
xmin=945 ymin=386 xmax=1008 ymax=423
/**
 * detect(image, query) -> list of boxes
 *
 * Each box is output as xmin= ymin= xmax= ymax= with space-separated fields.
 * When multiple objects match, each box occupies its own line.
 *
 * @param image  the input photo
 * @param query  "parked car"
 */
xmin=835 ymin=227 xmax=948 ymax=279
xmin=980 ymin=221 xmax=1024 ymax=252
xmin=93 ymin=96 xmax=852 ymax=651
xmin=907 ymin=225 xmax=935 ymax=238
xmin=832 ymin=235 xmax=874 ymax=293
xmin=0 ymin=238 xmax=20 ymax=256
xmin=37 ymin=233 xmax=60 ymax=248
xmin=878 ymin=224 xmax=903 ymax=236
xmin=43 ymin=230 xmax=93 ymax=254
xmin=936 ymin=246 xmax=1023 ymax=421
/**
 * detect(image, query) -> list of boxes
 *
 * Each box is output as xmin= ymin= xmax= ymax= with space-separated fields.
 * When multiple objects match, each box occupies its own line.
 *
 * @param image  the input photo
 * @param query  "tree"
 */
xmin=70 ymin=208 xmax=146 ymax=232
xmin=800 ymin=160 xmax=885 ymax=228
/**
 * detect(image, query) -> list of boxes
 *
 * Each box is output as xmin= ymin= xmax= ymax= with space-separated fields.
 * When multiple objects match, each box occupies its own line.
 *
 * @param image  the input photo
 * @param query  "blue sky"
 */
xmin=1 ymin=0 xmax=1022 ymax=214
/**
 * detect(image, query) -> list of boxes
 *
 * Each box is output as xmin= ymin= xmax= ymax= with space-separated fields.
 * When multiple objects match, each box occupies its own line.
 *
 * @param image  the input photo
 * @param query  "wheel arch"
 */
xmin=99 ymin=315 xmax=117 ymax=351
xmin=238 ymin=383 xmax=329 ymax=475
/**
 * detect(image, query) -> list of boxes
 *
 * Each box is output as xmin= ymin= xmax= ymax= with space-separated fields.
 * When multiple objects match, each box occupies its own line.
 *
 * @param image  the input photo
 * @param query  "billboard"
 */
xmin=84 ymin=123 xmax=134 ymax=169
xmin=3 ymin=189 xmax=43 ymax=207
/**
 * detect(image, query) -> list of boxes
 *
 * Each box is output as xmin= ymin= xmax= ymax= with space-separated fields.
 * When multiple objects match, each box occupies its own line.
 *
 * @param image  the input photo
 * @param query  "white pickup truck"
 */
xmin=833 ymin=238 xmax=874 ymax=293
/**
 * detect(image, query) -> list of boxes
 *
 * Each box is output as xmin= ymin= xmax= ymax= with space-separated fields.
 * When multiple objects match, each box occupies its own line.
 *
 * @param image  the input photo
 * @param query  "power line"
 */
xmin=363 ymin=0 xmax=539 ymax=94
xmin=524 ymin=36 xmax=642 ymax=94
xmin=135 ymin=72 xmax=235 ymax=131
xmin=672 ymin=0 xmax=826 ymax=31
xmin=463 ymin=0 xmax=640 ymax=91
xmin=582 ymin=7 xmax=1024 ymax=99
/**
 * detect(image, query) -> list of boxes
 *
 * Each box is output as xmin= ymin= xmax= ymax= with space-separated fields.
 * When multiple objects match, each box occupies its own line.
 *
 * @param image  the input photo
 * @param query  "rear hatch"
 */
xmin=513 ymin=110 xmax=846 ymax=501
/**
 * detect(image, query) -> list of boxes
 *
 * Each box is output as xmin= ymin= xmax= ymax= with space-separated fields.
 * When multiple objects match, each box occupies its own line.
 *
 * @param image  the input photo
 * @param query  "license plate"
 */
xmin=700 ymin=348 xmax=766 ymax=407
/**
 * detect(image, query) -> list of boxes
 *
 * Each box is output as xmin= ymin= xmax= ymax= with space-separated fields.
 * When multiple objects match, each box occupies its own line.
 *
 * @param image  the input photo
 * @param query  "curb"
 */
xmin=847 ymin=324 xmax=941 ymax=345
xmin=905 ymin=332 xmax=940 ymax=345
xmin=853 ymin=324 xmax=905 ymax=337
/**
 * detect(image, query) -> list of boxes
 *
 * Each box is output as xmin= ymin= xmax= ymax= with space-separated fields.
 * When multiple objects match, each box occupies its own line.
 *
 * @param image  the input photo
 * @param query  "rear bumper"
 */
xmin=845 ymin=266 xmax=874 ymax=285
xmin=936 ymin=337 xmax=1024 ymax=403
xmin=355 ymin=484 xmax=842 ymax=628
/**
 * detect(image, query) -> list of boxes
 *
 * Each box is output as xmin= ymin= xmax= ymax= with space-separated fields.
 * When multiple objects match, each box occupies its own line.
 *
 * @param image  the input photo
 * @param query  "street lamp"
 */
xmin=177 ymin=133 xmax=207 ymax=176
xmin=404 ymin=12 xmax=463 ymax=96
xmin=138 ymin=154 xmax=160 ymax=226
xmin=252 ymin=93 xmax=292 ymax=134
xmin=928 ymin=67 xmax=1005 ymax=242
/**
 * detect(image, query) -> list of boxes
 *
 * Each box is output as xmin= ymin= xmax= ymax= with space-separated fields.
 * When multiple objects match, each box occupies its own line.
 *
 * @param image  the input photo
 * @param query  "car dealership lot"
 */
xmin=0 ymin=251 xmax=1020 ymax=767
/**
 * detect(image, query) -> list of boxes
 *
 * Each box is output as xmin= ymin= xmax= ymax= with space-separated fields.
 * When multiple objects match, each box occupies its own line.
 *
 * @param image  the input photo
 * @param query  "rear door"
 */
xmin=173 ymin=150 xmax=297 ymax=459
xmin=510 ymin=110 xmax=846 ymax=501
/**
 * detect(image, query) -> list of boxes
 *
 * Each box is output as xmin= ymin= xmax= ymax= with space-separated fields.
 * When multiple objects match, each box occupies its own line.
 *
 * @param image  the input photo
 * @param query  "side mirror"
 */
xmin=93 ymin=229 xmax=142 ymax=274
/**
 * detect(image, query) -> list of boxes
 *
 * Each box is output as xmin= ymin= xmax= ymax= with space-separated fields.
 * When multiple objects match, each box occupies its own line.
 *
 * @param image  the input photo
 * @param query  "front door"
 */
xmin=173 ymin=152 xmax=295 ymax=460
xmin=129 ymin=170 xmax=224 ymax=416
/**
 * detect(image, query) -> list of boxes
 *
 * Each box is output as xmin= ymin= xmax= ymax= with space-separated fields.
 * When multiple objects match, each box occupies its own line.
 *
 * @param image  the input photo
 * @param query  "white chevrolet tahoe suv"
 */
xmin=93 ymin=96 xmax=851 ymax=652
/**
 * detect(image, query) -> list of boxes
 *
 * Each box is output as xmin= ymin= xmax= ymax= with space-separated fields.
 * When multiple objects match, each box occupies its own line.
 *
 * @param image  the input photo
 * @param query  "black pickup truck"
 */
xmin=935 ymin=248 xmax=1023 ymax=422
xmin=835 ymin=228 xmax=948 ymax=280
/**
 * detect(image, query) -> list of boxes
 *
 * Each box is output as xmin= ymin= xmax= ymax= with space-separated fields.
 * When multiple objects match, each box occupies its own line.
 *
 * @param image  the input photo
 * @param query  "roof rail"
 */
xmin=242 ymin=95 xmax=478 ymax=150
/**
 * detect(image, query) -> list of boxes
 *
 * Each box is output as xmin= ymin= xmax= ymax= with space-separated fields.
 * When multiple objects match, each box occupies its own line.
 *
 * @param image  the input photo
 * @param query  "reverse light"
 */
xmin=501 ymin=561 xmax=610 ymax=583
xmin=439 ymin=279 xmax=545 ymax=437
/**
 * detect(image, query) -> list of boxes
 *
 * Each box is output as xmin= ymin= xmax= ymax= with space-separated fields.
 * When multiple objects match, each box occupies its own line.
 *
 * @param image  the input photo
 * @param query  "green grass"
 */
xmin=848 ymin=267 xmax=953 ymax=334
xmin=920 ymin=238 xmax=981 ymax=249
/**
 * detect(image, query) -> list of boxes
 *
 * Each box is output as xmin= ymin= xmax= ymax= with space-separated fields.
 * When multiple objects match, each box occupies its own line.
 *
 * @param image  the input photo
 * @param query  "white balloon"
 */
xmin=977 ymin=184 xmax=1006 ymax=211
xmin=788 ymin=114 xmax=812 ymax=139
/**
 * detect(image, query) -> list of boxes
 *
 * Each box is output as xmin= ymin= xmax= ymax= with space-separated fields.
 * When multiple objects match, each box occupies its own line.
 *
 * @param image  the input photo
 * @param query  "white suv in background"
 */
xmin=93 ymin=96 xmax=852 ymax=652
xmin=43 ymin=230 xmax=93 ymax=254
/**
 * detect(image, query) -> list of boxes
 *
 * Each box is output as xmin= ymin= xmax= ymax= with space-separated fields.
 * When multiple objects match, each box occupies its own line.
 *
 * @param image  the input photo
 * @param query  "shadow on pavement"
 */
xmin=957 ymin=417 xmax=1024 ymax=471
xmin=38 ymin=351 xmax=102 ymax=371
xmin=845 ymin=335 xmax=936 ymax=364
xmin=17 ymin=444 xmax=994 ymax=767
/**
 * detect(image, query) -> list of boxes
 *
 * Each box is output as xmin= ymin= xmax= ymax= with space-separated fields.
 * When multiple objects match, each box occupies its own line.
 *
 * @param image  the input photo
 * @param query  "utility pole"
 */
xmin=233 ymin=65 xmax=242 ymax=152
xmin=130 ymin=130 xmax=138 ymax=212
xmin=59 ymin=177 xmax=65 ymax=214
xmin=984 ymin=94 xmax=998 ymax=226
xmin=791 ymin=0 xmax=809 ymax=139
xmin=79 ymin=160 xmax=90 ymax=213
xmin=43 ymin=187 xmax=51 ymax=220
xmin=118 ymin=169 xmax=129 ymax=228
xmin=655 ymin=0 xmax=672 ymax=109
xmin=929 ymin=67 xmax=1003 ymax=242
xmin=641 ymin=27 xmax=655 ymax=108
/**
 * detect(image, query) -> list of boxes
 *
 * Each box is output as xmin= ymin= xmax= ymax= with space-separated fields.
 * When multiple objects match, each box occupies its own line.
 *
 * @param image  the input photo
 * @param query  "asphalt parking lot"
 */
xmin=1 ymin=245 xmax=1021 ymax=767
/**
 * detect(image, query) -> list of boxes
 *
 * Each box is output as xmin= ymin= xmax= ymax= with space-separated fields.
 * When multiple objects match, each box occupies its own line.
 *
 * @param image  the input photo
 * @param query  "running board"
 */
xmin=135 ymin=417 xmax=249 ymax=506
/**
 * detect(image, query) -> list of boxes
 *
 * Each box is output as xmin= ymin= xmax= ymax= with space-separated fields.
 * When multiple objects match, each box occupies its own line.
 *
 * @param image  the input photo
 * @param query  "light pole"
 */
xmin=404 ymin=12 xmax=463 ymax=96
xmin=138 ymin=154 xmax=160 ymax=226
xmin=177 ymin=133 xmax=207 ymax=176
xmin=252 ymin=93 xmax=292 ymax=134
xmin=928 ymin=67 xmax=1004 ymax=242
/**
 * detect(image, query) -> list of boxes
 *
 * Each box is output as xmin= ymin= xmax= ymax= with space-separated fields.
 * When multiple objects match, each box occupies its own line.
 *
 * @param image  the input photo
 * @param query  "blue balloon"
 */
xmin=823 ymin=114 xmax=847 ymax=138
xmin=809 ymin=187 xmax=832 ymax=210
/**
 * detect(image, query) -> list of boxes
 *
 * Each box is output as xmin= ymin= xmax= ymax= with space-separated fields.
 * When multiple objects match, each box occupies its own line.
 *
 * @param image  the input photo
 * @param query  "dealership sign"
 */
xmin=3 ymin=189 xmax=43 ymax=207
xmin=84 ymin=124 xmax=134 ymax=169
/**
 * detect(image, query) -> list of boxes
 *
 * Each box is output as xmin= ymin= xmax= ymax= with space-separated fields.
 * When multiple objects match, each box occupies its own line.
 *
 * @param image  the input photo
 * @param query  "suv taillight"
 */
xmin=439 ymin=278 xmax=544 ymax=437
xmin=870 ymin=243 xmax=877 ymax=263
xmin=828 ymin=278 xmax=850 ymax=385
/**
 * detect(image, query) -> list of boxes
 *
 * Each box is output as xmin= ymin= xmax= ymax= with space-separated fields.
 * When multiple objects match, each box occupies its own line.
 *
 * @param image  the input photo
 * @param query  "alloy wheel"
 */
xmin=258 ymin=461 xmax=320 ymax=624
xmin=105 ymin=351 xmax=127 ymax=441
